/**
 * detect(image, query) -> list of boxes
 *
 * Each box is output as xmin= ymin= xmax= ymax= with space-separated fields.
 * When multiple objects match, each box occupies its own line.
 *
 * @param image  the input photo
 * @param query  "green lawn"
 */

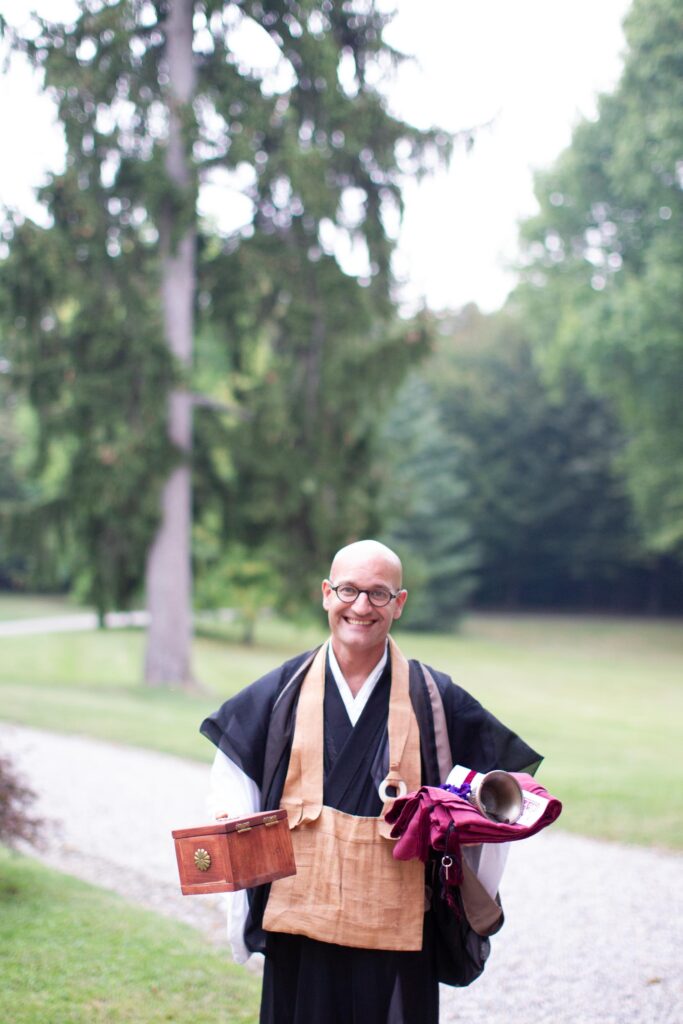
xmin=0 ymin=601 xmax=681 ymax=848
xmin=0 ymin=593 xmax=90 ymax=621
xmin=0 ymin=847 xmax=260 ymax=1024
xmin=0 ymin=622 xmax=321 ymax=761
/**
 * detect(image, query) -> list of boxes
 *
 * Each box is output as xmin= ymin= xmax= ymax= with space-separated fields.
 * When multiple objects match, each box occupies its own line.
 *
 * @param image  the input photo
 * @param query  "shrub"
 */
xmin=0 ymin=753 xmax=44 ymax=849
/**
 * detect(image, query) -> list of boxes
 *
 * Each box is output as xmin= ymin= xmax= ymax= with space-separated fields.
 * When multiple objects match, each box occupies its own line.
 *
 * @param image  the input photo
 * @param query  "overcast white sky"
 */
xmin=0 ymin=0 xmax=631 ymax=313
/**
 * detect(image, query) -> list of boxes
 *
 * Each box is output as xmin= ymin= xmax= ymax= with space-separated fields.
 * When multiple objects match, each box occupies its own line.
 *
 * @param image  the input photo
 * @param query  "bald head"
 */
xmin=329 ymin=540 xmax=403 ymax=590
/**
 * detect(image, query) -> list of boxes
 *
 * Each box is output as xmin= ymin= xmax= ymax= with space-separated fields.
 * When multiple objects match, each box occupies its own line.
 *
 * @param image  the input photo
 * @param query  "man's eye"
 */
xmin=371 ymin=590 xmax=390 ymax=602
xmin=339 ymin=586 xmax=357 ymax=598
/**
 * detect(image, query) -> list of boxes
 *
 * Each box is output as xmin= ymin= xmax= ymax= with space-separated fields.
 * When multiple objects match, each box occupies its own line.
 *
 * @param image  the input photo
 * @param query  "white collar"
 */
xmin=327 ymin=641 xmax=389 ymax=727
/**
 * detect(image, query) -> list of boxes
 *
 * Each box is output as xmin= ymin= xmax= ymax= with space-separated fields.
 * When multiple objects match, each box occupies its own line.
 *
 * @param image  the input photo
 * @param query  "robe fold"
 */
xmin=200 ymin=647 xmax=542 ymax=1024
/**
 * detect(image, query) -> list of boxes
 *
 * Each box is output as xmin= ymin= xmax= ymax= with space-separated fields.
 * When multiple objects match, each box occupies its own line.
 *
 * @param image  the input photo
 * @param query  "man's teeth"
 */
xmin=346 ymin=618 xmax=372 ymax=626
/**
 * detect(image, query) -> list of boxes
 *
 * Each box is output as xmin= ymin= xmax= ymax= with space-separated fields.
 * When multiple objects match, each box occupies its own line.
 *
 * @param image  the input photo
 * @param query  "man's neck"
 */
xmin=330 ymin=640 xmax=388 ymax=697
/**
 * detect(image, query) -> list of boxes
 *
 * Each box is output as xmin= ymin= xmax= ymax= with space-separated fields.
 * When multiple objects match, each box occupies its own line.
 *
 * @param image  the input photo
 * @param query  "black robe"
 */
xmin=200 ymin=649 xmax=541 ymax=1024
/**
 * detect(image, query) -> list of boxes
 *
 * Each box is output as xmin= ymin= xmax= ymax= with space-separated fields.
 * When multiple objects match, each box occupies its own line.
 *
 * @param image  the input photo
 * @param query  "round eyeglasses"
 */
xmin=326 ymin=581 xmax=401 ymax=608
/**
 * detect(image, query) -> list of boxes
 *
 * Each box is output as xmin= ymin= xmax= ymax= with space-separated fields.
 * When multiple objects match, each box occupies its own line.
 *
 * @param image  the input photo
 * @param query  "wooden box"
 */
xmin=172 ymin=809 xmax=296 ymax=895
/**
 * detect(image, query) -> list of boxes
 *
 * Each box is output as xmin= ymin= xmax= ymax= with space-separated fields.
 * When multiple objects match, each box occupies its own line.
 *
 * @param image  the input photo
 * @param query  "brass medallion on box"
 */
xmin=262 ymin=636 xmax=425 ymax=951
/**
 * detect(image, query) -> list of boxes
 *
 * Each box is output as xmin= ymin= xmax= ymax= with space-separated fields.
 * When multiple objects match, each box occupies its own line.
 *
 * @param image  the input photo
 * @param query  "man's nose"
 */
xmin=351 ymin=590 xmax=373 ymax=612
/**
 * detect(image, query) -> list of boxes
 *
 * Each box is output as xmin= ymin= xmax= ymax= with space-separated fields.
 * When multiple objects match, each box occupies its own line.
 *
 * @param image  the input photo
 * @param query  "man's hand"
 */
xmin=214 ymin=810 xmax=231 ymax=820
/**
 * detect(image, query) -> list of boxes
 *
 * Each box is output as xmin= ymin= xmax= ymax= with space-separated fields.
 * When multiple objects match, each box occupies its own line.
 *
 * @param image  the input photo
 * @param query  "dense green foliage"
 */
xmin=517 ymin=0 xmax=683 ymax=560
xmin=0 ymin=754 xmax=44 ymax=849
xmin=379 ymin=301 xmax=682 ymax=614
xmin=204 ymin=279 xmax=432 ymax=605
xmin=428 ymin=307 xmax=654 ymax=609
xmin=0 ymin=207 xmax=176 ymax=617
xmin=0 ymin=848 xmax=260 ymax=1023
xmin=379 ymin=371 xmax=477 ymax=629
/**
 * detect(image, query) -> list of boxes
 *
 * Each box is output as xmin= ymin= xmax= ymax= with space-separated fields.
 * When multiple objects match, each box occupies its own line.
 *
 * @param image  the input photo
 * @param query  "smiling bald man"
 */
xmin=201 ymin=540 xmax=541 ymax=1024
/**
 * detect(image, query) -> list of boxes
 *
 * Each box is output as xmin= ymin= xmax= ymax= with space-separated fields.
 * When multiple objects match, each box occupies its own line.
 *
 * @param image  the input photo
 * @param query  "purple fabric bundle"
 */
xmin=385 ymin=773 xmax=563 ymax=864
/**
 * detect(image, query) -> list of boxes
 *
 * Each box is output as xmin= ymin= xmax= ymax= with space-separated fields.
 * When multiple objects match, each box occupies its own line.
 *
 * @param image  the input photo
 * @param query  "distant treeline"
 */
xmin=378 ymin=303 xmax=683 ymax=627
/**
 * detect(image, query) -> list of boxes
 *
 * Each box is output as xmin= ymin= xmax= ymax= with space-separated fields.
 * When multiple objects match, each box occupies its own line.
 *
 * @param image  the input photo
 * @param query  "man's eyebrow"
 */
xmin=336 ymin=580 xmax=393 ymax=589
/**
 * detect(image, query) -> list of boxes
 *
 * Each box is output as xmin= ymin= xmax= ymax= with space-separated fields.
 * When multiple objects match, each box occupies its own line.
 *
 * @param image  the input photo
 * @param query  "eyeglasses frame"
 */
xmin=324 ymin=579 xmax=403 ymax=609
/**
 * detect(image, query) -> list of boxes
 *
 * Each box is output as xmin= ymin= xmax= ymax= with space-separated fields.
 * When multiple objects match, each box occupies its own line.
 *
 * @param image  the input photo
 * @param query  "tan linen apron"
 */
xmin=262 ymin=637 xmax=425 ymax=951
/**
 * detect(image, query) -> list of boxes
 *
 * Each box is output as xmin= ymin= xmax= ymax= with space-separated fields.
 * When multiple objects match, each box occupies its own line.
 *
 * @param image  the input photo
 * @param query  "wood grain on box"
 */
xmin=172 ymin=809 xmax=296 ymax=895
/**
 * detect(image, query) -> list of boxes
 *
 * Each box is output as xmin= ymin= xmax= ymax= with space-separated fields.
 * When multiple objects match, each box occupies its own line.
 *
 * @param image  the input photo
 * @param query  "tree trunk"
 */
xmin=144 ymin=0 xmax=197 ymax=687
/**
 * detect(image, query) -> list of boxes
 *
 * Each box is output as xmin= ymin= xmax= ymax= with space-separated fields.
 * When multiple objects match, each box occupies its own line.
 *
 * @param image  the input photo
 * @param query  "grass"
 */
xmin=0 ymin=593 xmax=90 ymax=621
xmin=0 ymin=598 xmax=681 ymax=848
xmin=0 ymin=624 xmax=317 ymax=761
xmin=0 ymin=846 xmax=260 ymax=1024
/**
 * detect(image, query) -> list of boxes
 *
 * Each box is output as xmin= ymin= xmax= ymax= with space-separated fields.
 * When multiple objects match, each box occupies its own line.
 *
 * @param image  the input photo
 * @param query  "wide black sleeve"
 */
xmin=199 ymin=651 xmax=313 ymax=789
xmin=426 ymin=664 xmax=543 ymax=776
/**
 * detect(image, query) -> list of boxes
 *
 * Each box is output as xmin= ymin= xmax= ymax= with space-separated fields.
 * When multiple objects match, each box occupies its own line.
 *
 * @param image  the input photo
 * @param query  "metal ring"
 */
xmin=378 ymin=778 xmax=408 ymax=801
xmin=441 ymin=854 xmax=453 ymax=868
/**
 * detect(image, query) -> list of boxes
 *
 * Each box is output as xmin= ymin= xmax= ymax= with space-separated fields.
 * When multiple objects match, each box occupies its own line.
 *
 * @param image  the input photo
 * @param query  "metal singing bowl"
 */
xmin=472 ymin=770 xmax=524 ymax=824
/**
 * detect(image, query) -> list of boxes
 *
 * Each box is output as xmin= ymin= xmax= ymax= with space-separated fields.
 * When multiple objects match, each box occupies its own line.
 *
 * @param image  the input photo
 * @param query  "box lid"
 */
xmin=172 ymin=808 xmax=287 ymax=840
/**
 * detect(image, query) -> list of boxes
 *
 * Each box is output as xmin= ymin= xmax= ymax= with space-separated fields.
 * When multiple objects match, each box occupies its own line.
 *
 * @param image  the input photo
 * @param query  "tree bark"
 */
xmin=144 ymin=0 xmax=197 ymax=687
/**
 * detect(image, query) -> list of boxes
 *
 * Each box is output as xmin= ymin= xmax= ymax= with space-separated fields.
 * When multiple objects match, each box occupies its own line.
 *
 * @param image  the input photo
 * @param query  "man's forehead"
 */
xmin=329 ymin=541 xmax=402 ymax=586
xmin=333 ymin=571 xmax=394 ymax=587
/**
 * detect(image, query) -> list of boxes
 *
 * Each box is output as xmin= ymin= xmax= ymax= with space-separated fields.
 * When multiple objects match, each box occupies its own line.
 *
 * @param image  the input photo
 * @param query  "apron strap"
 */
xmin=377 ymin=636 xmax=420 ymax=835
xmin=378 ymin=636 xmax=413 ymax=801
xmin=280 ymin=642 xmax=327 ymax=827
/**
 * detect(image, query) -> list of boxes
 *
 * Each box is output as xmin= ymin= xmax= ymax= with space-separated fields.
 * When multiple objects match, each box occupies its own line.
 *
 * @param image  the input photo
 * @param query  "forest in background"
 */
xmin=1 ymin=0 xmax=681 ymax=668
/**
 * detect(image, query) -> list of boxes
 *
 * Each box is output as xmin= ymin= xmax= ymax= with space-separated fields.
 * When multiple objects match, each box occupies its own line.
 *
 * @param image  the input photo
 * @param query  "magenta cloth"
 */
xmin=385 ymin=773 xmax=562 ymax=863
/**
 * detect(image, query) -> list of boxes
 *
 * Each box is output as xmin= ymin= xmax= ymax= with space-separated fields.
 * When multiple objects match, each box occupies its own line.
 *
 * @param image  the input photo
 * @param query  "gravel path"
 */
xmin=2 ymin=721 xmax=681 ymax=1023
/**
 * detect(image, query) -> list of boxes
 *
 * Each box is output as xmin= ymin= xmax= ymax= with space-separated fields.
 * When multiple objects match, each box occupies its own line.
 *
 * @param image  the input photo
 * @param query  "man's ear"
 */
xmin=392 ymin=589 xmax=408 ymax=620
xmin=321 ymin=578 xmax=333 ymax=609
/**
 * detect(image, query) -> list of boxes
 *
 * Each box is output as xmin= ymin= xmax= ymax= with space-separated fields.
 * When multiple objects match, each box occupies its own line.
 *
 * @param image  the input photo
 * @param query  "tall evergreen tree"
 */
xmin=2 ymin=2 xmax=449 ymax=681
xmin=379 ymin=371 xmax=477 ymax=630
